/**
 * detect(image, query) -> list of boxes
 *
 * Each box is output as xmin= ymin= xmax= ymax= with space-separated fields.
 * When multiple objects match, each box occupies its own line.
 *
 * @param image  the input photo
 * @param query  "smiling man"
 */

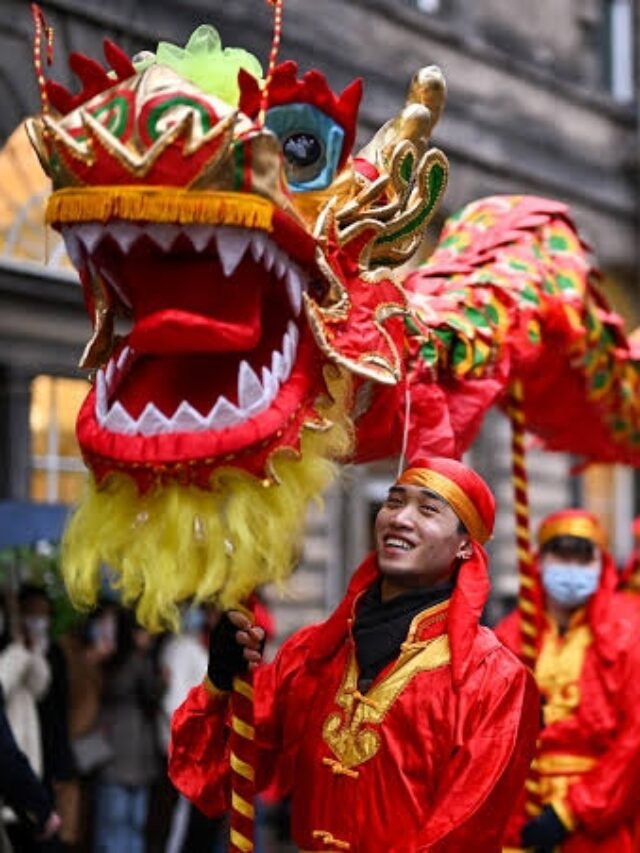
xmin=169 ymin=457 xmax=539 ymax=852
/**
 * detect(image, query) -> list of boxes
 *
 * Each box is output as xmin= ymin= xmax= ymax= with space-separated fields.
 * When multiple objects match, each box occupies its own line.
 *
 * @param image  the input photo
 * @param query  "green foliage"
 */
xmin=0 ymin=543 xmax=84 ymax=636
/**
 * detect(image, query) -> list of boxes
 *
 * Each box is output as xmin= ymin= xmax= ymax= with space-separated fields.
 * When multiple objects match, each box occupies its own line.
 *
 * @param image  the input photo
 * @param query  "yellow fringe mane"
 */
xmin=62 ymin=367 xmax=353 ymax=631
xmin=46 ymin=188 xmax=274 ymax=231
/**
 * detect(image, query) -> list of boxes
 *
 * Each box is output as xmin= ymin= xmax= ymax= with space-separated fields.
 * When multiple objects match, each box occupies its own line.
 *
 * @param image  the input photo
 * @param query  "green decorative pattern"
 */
xmin=402 ymin=194 xmax=640 ymax=464
xmin=146 ymin=96 xmax=213 ymax=141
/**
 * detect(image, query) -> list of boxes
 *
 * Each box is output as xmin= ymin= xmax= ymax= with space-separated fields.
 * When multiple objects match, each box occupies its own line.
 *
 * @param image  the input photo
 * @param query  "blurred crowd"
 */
xmin=0 ymin=585 xmax=286 ymax=853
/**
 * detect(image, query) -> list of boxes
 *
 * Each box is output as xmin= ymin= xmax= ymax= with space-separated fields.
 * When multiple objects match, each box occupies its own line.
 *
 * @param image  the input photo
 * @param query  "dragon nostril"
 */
xmin=308 ymin=277 xmax=329 ymax=304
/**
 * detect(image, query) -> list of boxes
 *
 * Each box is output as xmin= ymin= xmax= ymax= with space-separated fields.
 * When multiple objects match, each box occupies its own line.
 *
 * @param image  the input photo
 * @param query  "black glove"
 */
xmin=207 ymin=612 xmax=264 ymax=691
xmin=521 ymin=805 xmax=569 ymax=851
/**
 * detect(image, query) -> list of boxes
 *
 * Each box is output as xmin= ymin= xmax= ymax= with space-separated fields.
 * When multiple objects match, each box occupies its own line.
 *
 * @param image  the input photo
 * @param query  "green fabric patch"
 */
xmin=404 ymin=315 xmax=421 ymax=336
xmin=509 ymin=259 xmax=530 ymax=272
xmin=452 ymin=340 xmax=469 ymax=367
xmin=434 ymin=328 xmax=453 ymax=348
xmin=485 ymin=303 xmax=500 ymax=325
xmin=549 ymin=234 xmax=568 ymax=251
xmin=556 ymin=274 xmax=575 ymax=292
xmin=591 ymin=371 xmax=608 ymax=390
xmin=464 ymin=306 xmax=489 ymax=328
xmin=520 ymin=284 xmax=540 ymax=305
xmin=419 ymin=340 xmax=438 ymax=366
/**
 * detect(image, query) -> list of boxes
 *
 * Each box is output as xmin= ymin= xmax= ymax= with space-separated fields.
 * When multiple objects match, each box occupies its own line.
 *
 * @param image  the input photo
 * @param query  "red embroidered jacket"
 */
xmin=496 ymin=591 xmax=640 ymax=853
xmin=169 ymin=554 xmax=538 ymax=852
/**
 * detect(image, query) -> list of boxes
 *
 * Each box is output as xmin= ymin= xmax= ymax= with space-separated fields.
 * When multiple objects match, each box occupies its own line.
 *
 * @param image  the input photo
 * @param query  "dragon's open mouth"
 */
xmin=63 ymin=220 xmax=322 ymax=470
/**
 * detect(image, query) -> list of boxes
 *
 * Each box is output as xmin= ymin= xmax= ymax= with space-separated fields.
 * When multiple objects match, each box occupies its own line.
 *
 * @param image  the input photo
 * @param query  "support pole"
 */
xmin=508 ymin=379 xmax=543 ymax=817
xmin=508 ymin=380 xmax=538 ymax=669
xmin=229 ymin=670 xmax=256 ymax=852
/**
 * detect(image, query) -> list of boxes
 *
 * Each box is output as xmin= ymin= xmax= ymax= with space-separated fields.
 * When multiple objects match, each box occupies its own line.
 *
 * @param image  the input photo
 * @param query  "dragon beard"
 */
xmin=62 ymin=367 xmax=354 ymax=630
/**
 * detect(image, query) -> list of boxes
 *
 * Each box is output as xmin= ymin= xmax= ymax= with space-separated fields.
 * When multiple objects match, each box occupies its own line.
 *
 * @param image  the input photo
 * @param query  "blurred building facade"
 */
xmin=0 ymin=0 xmax=638 ymax=635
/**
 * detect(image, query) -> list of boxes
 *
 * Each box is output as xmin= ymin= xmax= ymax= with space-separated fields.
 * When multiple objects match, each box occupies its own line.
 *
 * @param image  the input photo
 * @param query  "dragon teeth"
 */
xmin=117 ymin=346 xmax=132 ymax=371
xmin=105 ymin=358 xmax=116 ymax=388
xmin=237 ymin=360 xmax=264 ymax=410
xmin=172 ymin=400 xmax=208 ymax=431
xmin=106 ymin=222 xmax=141 ymax=252
xmin=103 ymin=401 xmax=138 ymax=434
xmin=67 ymin=221 xmax=308 ymax=315
xmin=216 ymin=228 xmax=252 ymax=277
xmin=271 ymin=350 xmax=285 ymax=383
xmin=262 ymin=243 xmax=276 ymax=272
xmin=96 ymin=320 xmax=301 ymax=436
xmin=251 ymin=233 xmax=266 ymax=262
xmin=188 ymin=224 xmax=215 ymax=252
xmin=61 ymin=227 xmax=83 ymax=269
xmin=146 ymin=223 xmax=181 ymax=251
xmin=137 ymin=402 xmax=171 ymax=435
xmin=260 ymin=366 xmax=278 ymax=401
xmin=74 ymin=223 xmax=103 ymax=254
xmin=208 ymin=396 xmax=243 ymax=428
xmin=285 ymin=267 xmax=303 ymax=316
xmin=96 ymin=369 xmax=108 ymax=420
xmin=274 ymin=254 xmax=287 ymax=279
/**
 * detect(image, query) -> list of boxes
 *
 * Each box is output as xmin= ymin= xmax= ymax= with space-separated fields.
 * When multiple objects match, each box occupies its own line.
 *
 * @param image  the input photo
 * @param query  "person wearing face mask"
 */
xmin=496 ymin=509 xmax=640 ymax=852
xmin=169 ymin=457 xmax=539 ymax=852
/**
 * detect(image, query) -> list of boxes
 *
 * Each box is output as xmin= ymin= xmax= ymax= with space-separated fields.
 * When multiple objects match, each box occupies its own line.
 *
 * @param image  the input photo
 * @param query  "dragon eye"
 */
xmin=265 ymin=103 xmax=345 ymax=192
xmin=283 ymin=133 xmax=322 ymax=168
xmin=282 ymin=132 xmax=324 ymax=183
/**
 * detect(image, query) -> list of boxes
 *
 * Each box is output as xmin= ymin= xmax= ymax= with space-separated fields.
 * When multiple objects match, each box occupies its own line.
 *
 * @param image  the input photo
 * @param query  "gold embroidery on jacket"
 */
xmin=535 ymin=620 xmax=592 ymax=726
xmin=322 ymin=632 xmax=450 ymax=769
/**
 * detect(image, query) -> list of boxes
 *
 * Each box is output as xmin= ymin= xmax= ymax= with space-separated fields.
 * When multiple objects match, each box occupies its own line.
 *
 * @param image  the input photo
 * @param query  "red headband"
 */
xmin=397 ymin=457 xmax=495 ymax=544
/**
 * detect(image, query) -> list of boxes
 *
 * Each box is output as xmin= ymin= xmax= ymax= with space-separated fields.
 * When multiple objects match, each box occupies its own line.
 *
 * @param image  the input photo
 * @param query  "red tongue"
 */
xmin=129 ymin=308 xmax=262 ymax=353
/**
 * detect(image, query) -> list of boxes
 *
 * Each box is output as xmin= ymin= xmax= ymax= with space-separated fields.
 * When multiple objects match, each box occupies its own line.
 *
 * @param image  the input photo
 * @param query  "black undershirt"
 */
xmin=352 ymin=578 xmax=453 ymax=692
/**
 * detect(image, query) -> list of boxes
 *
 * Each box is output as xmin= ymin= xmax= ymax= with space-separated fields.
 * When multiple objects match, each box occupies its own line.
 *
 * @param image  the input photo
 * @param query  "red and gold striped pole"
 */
xmin=229 ymin=670 xmax=256 ymax=852
xmin=229 ymin=1 xmax=286 ymax=844
xmin=508 ymin=379 xmax=543 ymax=816
xmin=508 ymin=380 xmax=538 ymax=670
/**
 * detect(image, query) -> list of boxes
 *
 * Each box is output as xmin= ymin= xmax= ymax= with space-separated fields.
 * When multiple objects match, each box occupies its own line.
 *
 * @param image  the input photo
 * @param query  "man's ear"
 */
xmin=457 ymin=539 xmax=472 ymax=561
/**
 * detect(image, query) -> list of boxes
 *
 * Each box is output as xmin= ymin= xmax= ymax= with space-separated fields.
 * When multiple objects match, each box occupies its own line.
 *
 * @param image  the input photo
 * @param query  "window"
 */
xmin=604 ymin=0 xmax=635 ymax=101
xmin=30 ymin=376 xmax=89 ymax=504
xmin=405 ymin=0 xmax=441 ymax=13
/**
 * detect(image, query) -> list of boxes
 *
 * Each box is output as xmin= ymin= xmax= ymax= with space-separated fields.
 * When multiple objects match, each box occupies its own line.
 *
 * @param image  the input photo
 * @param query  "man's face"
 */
xmin=374 ymin=484 xmax=471 ymax=588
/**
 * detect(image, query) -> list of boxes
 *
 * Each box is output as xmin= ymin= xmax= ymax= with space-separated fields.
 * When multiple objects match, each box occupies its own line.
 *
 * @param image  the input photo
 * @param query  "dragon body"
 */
xmin=26 ymin=24 xmax=640 ymax=627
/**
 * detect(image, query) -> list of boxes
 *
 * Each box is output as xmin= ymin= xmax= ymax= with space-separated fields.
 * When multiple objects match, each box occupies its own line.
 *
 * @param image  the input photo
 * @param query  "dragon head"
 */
xmin=27 ymin=24 xmax=448 ymax=624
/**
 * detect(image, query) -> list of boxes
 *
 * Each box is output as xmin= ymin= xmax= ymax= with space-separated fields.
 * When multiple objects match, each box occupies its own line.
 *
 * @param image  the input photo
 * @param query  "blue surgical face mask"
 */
xmin=541 ymin=562 xmax=601 ymax=609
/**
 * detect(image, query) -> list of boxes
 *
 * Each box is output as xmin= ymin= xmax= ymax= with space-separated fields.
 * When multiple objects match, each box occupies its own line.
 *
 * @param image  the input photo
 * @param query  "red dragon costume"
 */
xmin=25 ymin=6 xmax=640 ymax=849
xmin=25 ymin=18 xmax=640 ymax=629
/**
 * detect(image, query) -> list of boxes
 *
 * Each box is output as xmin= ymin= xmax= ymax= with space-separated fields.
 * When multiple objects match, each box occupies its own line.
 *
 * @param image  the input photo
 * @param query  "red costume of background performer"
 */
xmin=497 ymin=509 xmax=640 ymax=852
